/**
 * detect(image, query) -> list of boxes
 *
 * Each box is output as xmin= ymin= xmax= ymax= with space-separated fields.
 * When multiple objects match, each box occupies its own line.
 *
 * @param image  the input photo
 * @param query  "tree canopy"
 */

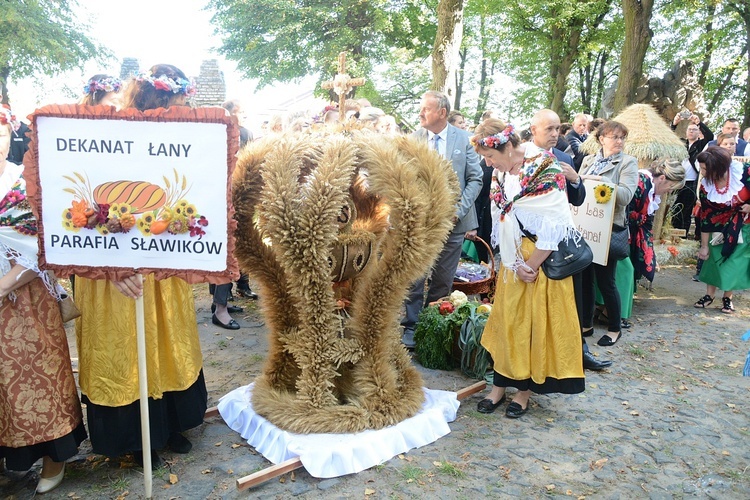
xmin=208 ymin=0 xmax=748 ymax=127
xmin=0 ymin=0 xmax=101 ymax=104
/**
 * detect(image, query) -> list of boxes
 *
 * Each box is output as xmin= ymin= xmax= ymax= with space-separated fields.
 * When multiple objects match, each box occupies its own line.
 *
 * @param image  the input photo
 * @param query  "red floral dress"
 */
xmin=627 ymin=172 xmax=656 ymax=282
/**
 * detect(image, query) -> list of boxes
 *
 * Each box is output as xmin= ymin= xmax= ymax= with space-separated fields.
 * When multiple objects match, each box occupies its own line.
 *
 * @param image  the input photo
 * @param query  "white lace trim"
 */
xmin=702 ymin=160 xmax=744 ymax=204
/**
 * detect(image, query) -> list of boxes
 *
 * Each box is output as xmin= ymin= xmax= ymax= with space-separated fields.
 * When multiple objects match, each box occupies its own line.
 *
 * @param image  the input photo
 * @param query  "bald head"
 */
xmin=530 ymin=109 xmax=561 ymax=150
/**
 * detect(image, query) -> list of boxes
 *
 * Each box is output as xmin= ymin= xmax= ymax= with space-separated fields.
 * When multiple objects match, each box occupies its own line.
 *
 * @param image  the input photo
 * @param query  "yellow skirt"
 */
xmin=481 ymin=238 xmax=584 ymax=394
xmin=75 ymin=276 xmax=203 ymax=407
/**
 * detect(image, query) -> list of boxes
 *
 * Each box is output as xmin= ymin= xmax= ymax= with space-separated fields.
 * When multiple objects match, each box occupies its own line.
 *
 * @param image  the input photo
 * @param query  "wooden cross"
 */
xmin=321 ymin=52 xmax=366 ymax=122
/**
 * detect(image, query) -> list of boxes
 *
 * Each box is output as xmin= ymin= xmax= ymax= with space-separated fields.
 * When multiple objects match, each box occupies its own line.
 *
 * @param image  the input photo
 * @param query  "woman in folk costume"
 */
xmin=628 ymin=159 xmax=685 ymax=283
xmin=472 ymin=119 xmax=584 ymax=419
xmin=0 ymin=108 xmax=86 ymax=494
xmin=75 ymin=65 xmax=206 ymax=468
xmin=693 ymin=146 xmax=750 ymax=313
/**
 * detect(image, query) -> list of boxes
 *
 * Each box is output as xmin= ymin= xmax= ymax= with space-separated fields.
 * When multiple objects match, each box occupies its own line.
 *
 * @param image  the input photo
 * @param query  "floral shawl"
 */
xmin=699 ymin=161 xmax=750 ymax=259
xmin=627 ymin=170 xmax=657 ymax=281
xmin=0 ymin=162 xmax=55 ymax=299
xmin=490 ymin=143 xmax=577 ymax=275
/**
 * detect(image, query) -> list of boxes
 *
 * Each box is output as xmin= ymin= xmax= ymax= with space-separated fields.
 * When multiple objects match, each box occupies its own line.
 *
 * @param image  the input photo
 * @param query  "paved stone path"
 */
xmin=2 ymin=266 xmax=748 ymax=499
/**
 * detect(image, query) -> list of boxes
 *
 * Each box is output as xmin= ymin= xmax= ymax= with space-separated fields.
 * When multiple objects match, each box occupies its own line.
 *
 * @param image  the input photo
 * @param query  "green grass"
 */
xmin=398 ymin=464 xmax=426 ymax=481
xmin=628 ymin=345 xmax=647 ymax=357
xmin=109 ymin=474 xmax=130 ymax=491
xmin=217 ymin=340 xmax=228 ymax=349
xmin=434 ymin=460 xmax=466 ymax=478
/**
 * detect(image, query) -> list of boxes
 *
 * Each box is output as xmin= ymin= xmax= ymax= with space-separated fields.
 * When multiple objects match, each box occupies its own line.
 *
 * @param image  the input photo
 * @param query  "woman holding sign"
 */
xmin=693 ymin=146 xmax=750 ymax=314
xmin=75 ymin=65 xmax=207 ymax=468
xmin=579 ymin=121 xmax=638 ymax=346
xmin=0 ymin=109 xmax=86 ymax=493
xmin=471 ymin=119 xmax=584 ymax=419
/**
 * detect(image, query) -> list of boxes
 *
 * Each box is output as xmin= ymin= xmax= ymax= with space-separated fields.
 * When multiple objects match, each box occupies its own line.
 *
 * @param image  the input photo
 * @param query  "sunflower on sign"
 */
xmin=593 ymin=184 xmax=614 ymax=204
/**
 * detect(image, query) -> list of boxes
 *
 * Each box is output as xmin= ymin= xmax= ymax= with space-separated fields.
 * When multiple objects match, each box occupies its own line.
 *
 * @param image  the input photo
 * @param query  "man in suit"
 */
xmin=706 ymin=118 xmax=750 ymax=156
xmin=566 ymin=113 xmax=590 ymax=171
xmin=530 ymin=109 xmax=612 ymax=371
xmin=401 ymin=91 xmax=483 ymax=348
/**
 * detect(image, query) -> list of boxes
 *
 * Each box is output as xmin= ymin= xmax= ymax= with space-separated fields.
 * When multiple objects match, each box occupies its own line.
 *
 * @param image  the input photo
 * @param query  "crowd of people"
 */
xmin=1 ymin=69 xmax=749 ymax=492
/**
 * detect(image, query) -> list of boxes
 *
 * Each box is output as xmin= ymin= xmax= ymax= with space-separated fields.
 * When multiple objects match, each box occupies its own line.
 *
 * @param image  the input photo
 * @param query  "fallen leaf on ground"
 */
xmin=722 ymin=450 xmax=730 ymax=456
xmin=214 ymin=441 xmax=222 ymax=446
xmin=630 ymin=410 xmax=640 ymax=416
xmin=545 ymin=484 xmax=555 ymax=491
xmin=365 ymin=488 xmax=376 ymax=495
xmin=433 ymin=461 xmax=442 ymax=467
xmin=231 ymin=443 xmax=241 ymax=449
xmin=279 ymin=476 xmax=285 ymax=483
xmin=201 ymin=469 xmax=212 ymax=474
xmin=169 ymin=474 xmax=178 ymax=485
xmin=460 ymin=452 xmax=470 ymax=460
xmin=115 ymin=493 xmax=129 ymax=500
xmin=621 ymin=401 xmax=629 ymax=406
xmin=590 ymin=458 xmax=608 ymax=470
xmin=226 ymin=336 xmax=234 ymax=340
xmin=542 ymin=465 xmax=550 ymax=470
xmin=726 ymin=403 xmax=736 ymax=409
xmin=290 ymin=471 xmax=296 ymax=481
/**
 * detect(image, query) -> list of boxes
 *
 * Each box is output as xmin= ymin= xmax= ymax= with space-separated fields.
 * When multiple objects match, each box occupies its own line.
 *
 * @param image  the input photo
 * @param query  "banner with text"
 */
xmin=27 ymin=105 xmax=239 ymax=282
xmin=570 ymin=179 xmax=618 ymax=266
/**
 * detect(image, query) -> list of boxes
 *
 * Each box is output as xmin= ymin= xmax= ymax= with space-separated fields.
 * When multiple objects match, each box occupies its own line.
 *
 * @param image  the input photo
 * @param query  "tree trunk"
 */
xmin=612 ymin=0 xmax=654 ymax=114
xmin=697 ymin=3 xmax=716 ymax=87
xmin=707 ymin=44 xmax=747 ymax=114
xmin=455 ymin=47 xmax=467 ymax=110
xmin=549 ymin=23 xmax=582 ymax=119
xmin=594 ymin=51 xmax=610 ymax=116
xmin=475 ymin=58 xmax=490 ymax=124
xmin=726 ymin=0 xmax=750 ymax=128
xmin=0 ymin=65 xmax=10 ymax=105
xmin=431 ymin=0 xmax=465 ymax=108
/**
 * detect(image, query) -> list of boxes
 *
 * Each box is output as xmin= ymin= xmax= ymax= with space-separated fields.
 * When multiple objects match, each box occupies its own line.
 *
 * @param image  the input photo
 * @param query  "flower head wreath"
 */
xmin=0 ymin=106 xmax=18 ymax=131
xmin=472 ymin=124 xmax=516 ymax=150
xmin=83 ymin=76 xmax=122 ymax=96
xmin=136 ymin=72 xmax=197 ymax=97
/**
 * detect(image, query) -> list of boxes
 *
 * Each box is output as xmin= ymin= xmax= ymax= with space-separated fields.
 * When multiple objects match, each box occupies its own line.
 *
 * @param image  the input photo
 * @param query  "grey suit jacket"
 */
xmin=413 ymin=123 xmax=483 ymax=233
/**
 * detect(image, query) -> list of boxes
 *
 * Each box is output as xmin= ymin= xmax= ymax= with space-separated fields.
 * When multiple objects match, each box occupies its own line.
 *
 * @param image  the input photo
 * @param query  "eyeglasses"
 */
xmin=605 ymin=135 xmax=626 ymax=141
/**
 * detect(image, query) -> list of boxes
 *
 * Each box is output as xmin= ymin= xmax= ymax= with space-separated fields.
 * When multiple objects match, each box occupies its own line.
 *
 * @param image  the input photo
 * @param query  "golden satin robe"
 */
xmin=75 ymin=275 xmax=203 ymax=407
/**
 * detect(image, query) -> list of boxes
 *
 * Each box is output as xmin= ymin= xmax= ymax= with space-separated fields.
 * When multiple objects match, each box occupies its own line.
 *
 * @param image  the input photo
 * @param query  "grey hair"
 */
xmin=423 ymin=90 xmax=450 ymax=114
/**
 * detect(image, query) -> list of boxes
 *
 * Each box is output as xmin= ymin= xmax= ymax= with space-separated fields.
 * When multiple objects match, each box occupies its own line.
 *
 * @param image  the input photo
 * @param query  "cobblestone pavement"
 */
xmin=2 ymin=266 xmax=748 ymax=499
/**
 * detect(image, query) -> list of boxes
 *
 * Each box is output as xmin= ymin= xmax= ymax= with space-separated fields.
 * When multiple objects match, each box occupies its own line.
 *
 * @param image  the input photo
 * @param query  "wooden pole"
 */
xmin=135 ymin=273 xmax=153 ymax=498
xmin=233 ymin=380 xmax=486 ymax=491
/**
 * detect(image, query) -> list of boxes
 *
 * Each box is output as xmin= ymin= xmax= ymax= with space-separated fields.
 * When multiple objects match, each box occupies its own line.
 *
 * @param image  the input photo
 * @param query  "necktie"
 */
xmin=433 ymin=134 xmax=441 ymax=154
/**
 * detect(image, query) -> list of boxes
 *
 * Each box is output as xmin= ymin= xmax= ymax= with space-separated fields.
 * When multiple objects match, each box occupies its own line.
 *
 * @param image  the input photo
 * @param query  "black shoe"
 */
xmin=505 ymin=401 xmax=528 ymax=419
xmin=212 ymin=314 xmax=240 ymax=330
xmin=236 ymin=288 xmax=259 ymax=300
xmin=597 ymin=331 xmax=621 ymax=347
xmin=583 ymin=351 xmax=613 ymax=371
xmin=477 ymin=395 xmax=506 ymax=413
xmin=167 ymin=433 xmax=192 ymax=454
xmin=620 ymin=319 xmax=632 ymax=329
xmin=211 ymin=304 xmax=244 ymax=314
xmin=133 ymin=450 xmax=164 ymax=470
xmin=582 ymin=327 xmax=594 ymax=338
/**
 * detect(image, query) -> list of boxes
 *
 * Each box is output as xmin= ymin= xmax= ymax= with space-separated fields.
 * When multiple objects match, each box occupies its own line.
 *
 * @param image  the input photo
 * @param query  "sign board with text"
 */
xmin=570 ymin=179 xmax=618 ymax=266
xmin=25 ymin=105 xmax=239 ymax=283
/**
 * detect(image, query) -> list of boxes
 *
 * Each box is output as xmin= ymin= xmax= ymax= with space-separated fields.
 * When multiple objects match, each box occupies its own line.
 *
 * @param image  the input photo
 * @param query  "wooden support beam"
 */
xmin=204 ymin=406 xmax=220 ymax=419
xmin=237 ymin=457 xmax=303 ymax=491
xmin=233 ymin=379 xmax=487 ymax=490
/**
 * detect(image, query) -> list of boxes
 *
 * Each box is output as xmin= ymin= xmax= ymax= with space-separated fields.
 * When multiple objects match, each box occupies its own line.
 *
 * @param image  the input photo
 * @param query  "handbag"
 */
xmin=518 ymin=220 xmax=594 ymax=280
xmin=59 ymin=293 xmax=81 ymax=323
xmin=609 ymin=224 xmax=630 ymax=261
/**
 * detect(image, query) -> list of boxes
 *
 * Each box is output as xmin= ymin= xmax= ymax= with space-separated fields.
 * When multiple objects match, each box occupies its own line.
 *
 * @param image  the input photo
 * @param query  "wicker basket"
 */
xmin=452 ymin=236 xmax=496 ymax=296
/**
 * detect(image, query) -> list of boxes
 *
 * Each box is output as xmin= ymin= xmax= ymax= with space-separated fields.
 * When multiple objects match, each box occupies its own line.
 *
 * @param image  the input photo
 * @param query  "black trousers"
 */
xmin=673 ymin=180 xmax=698 ymax=235
xmin=581 ymin=259 xmax=620 ymax=333
xmin=209 ymin=283 xmax=232 ymax=306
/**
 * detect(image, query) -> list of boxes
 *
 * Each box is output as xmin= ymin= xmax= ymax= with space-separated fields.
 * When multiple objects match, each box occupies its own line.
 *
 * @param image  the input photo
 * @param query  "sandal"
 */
xmin=694 ymin=295 xmax=714 ymax=308
xmin=597 ymin=331 xmax=622 ymax=347
xmin=721 ymin=297 xmax=735 ymax=314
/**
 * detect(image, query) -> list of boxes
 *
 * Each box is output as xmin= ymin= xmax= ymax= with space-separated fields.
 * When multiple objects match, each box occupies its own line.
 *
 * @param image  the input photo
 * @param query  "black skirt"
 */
xmin=0 ymin=422 xmax=87 ymax=471
xmin=82 ymin=370 xmax=207 ymax=457
xmin=493 ymin=371 xmax=585 ymax=395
